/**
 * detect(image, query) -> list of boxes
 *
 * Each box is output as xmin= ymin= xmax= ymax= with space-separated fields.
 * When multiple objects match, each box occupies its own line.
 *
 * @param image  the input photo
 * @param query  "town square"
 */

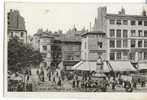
xmin=6 ymin=3 xmax=147 ymax=92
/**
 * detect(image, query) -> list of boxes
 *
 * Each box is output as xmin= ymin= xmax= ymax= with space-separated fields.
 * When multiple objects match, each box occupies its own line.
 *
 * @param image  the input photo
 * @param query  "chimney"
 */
xmin=142 ymin=8 xmax=146 ymax=16
xmin=119 ymin=7 xmax=125 ymax=15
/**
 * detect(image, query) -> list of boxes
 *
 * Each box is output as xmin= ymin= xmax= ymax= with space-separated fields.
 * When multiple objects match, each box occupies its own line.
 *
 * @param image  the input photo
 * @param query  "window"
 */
xmin=123 ymin=51 xmax=128 ymax=60
xmin=116 ymin=20 xmax=121 ymax=25
xmin=123 ymin=51 xmax=128 ymax=56
xmin=116 ymin=40 xmax=121 ymax=48
xmin=123 ymin=20 xmax=128 ymax=25
xmin=10 ymin=32 xmax=13 ymax=37
xmin=98 ymin=41 xmax=103 ymax=48
xmin=21 ymin=32 xmax=24 ymax=37
xmin=116 ymin=29 xmax=121 ymax=38
xmin=144 ymin=21 xmax=147 ymax=26
xmin=138 ymin=20 xmax=142 ymax=25
xmin=131 ymin=20 xmax=136 ymax=25
xmin=43 ymin=46 xmax=47 ymax=51
xmin=110 ymin=29 xmax=115 ymax=37
xmin=144 ymin=52 xmax=147 ymax=59
xmin=116 ymin=52 xmax=121 ymax=60
xmin=110 ymin=19 xmax=115 ymax=24
xmin=123 ymin=30 xmax=128 ymax=38
xmin=110 ymin=40 xmax=115 ymax=48
xmin=131 ymin=30 xmax=136 ymax=37
xmin=144 ymin=40 xmax=147 ymax=47
xmin=110 ymin=52 xmax=115 ymax=60
xmin=131 ymin=40 xmax=136 ymax=48
xmin=144 ymin=30 xmax=147 ymax=37
xmin=138 ymin=40 xmax=142 ymax=47
xmin=138 ymin=52 xmax=143 ymax=60
xmin=130 ymin=53 xmax=135 ymax=60
xmin=138 ymin=30 xmax=142 ymax=37
xmin=123 ymin=40 xmax=128 ymax=48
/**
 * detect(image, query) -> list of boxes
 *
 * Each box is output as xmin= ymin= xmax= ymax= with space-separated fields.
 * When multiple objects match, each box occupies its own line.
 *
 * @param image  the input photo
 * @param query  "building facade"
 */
xmin=81 ymin=31 xmax=107 ymax=61
xmin=7 ymin=9 xmax=27 ymax=44
xmin=93 ymin=7 xmax=147 ymax=64
xmin=32 ymin=27 xmax=84 ymax=70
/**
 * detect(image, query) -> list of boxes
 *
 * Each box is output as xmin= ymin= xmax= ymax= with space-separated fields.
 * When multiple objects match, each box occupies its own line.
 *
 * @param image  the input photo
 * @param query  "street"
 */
xmin=30 ymin=68 xmax=147 ymax=92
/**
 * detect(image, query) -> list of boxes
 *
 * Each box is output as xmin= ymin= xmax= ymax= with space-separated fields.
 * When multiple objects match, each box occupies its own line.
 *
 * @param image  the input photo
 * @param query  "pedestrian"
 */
xmin=48 ymin=73 xmax=51 ymax=81
xmin=58 ymin=77 xmax=62 ymax=87
xmin=132 ymin=79 xmax=137 ymax=89
xmin=53 ymin=76 xmax=56 ymax=84
xmin=77 ymin=79 xmax=79 ymax=88
xmin=27 ymin=75 xmax=29 ymax=82
xmin=56 ymin=72 xmax=58 ymax=77
xmin=141 ymin=79 xmax=145 ymax=87
xmin=72 ymin=80 xmax=75 ymax=88
xmin=125 ymin=81 xmax=133 ymax=92
xmin=17 ymin=82 xmax=23 ymax=91
xmin=112 ymin=78 xmax=117 ymax=90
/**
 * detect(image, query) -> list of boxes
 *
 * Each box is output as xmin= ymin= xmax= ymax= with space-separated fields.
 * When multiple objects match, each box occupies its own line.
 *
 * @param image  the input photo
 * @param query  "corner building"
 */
xmin=93 ymin=7 xmax=147 ymax=65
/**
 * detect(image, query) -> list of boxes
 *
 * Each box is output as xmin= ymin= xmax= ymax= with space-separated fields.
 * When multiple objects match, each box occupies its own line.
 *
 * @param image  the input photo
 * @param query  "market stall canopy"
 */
xmin=9 ymin=75 xmax=23 ymax=81
xmin=72 ymin=61 xmax=110 ymax=72
xmin=138 ymin=63 xmax=147 ymax=70
xmin=71 ymin=61 xmax=83 ymax=70
xmin=109 ymin=61 xmax=136 ymax=72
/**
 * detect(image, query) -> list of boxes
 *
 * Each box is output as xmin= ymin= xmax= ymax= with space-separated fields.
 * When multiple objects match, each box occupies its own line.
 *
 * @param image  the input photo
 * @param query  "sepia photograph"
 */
xmin=4 ymin=2 xmax=147 ymax=94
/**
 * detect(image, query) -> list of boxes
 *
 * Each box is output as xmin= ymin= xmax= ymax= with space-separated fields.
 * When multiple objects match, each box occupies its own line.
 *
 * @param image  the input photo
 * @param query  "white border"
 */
xmin=2 ymin=0 xmax=147 ymax=100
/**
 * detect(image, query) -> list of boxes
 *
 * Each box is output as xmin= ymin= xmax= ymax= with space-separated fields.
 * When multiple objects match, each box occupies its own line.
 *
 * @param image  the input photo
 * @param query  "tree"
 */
xmin=8 ymin=37 xmax=43 ymax=73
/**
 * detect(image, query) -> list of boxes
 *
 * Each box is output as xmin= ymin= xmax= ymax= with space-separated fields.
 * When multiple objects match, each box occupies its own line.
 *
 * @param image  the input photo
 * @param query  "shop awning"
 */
xmin=138 ymin=63 xmax=147 ymax=70
xmin=109 ymin=61 xmax=136 ymax=72
xmin=71 ymin=61 xmax=83 ymax=70
xmin=72 ymin=61 xmax=110 ymax=72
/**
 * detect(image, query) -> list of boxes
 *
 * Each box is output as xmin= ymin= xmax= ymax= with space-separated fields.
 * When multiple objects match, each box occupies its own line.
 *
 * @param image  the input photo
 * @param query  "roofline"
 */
xmin=60 ymin=39 xmax=81 ymax=43
xmin=106 ymin=13 xmax=147 ymax=20
xmin=81 ymin=31 xmax=106 ymax=37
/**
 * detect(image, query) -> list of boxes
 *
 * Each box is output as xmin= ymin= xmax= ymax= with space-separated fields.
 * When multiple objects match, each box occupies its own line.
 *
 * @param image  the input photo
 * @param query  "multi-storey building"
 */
xmin=73 ymin=31 xmax=111 ymax=72
xmin=93 ymin=7 xmax=147 ymax=70
xmin=59 ymin=34 xmax=81 ymax=70
xmin=32 ymin=27 xmax=83 ymax=70
xmin=39 ymin=32 xmax=54 ymax=67
xmin=7 ymin=9 xmax=27 ymax=44
xmin=81 ymin=31 xmax=107 ymax=61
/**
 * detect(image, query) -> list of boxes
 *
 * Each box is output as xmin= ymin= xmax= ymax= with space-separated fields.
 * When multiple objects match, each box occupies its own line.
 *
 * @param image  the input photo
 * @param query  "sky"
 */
xmin=5 ymin=2 xmax=147 ymax=36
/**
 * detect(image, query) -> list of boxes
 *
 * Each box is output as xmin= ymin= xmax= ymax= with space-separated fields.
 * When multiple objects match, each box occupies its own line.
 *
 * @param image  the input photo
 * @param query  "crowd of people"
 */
xmin=35 ymin=65 xmax=147 ymax=92
xmin=8 ymin=69 xmax=33 ymax=92
xmin=70 ymin=71 xmax=147 ymax=92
